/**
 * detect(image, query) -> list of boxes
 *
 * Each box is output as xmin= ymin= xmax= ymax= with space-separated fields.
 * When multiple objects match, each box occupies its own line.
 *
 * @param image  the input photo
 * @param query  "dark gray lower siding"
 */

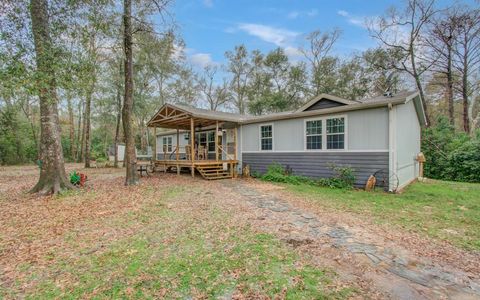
xmin=242 ymin=152 xmax=389 ymax=187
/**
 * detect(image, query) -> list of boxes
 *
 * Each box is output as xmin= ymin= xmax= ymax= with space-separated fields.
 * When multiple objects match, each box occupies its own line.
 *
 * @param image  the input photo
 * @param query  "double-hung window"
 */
xmin=326 ymin=117 xmax=345 ymax=149
xmin=162 ymin=136 xmax=172 ymax=152
xmin=305 ymin=116 xmax=346 ymax=150
xmin=306 ymin=120 xmax=322 ymax=150
xmin=260 ymin=125 xmax=273 ymax=151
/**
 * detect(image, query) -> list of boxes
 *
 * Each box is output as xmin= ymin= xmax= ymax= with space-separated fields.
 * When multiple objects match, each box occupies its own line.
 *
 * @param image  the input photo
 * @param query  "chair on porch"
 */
xmin=198 ymin=145 xmax=207 ymax=160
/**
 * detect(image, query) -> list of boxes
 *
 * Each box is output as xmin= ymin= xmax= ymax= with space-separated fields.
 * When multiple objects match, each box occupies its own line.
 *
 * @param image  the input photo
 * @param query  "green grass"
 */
xmin=11 ymin=186 xmax=352 ymax=299
xmin=286 ymin=180 xmax=480 ymax=251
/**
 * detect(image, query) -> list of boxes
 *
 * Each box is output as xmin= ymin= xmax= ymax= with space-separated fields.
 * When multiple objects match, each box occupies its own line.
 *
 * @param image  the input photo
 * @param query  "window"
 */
xmin=208 ymin=131 xmax=215 ymax=152
xmin=305 ymin=120 xmax=322 ymax=150
xmin=260 ymin=125 xmax=273 ymax=150
xmin=162 ymin=136 xmax=172 ymax=152
xmin=326 ymin=117 xmax=345 ymax=149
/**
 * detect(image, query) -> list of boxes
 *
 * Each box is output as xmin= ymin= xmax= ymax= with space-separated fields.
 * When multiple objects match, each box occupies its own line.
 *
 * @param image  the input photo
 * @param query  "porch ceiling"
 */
xmin=147 ymin=104 xmax=224 ymax=129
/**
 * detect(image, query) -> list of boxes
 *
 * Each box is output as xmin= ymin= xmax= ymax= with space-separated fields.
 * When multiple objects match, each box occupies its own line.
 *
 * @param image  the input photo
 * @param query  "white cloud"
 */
xmin=190 ymin=53 xmax=214 ymax=68
xmin=287 ymin=9 xmax=318 ymax=19
xmin=203 ymin=0 xmax=213 ymax=7
xmin=337 ymin=10 xmax=367 ymax=28
xmin=237 ymin=23 xmax=299 ymax=46
xmin=284 ymin=46 xmax=303 ymax=59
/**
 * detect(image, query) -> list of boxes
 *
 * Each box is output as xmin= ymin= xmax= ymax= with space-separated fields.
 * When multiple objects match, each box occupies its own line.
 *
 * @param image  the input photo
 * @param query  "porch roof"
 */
xmin=146 ymin=103 xmax=244 ymax=129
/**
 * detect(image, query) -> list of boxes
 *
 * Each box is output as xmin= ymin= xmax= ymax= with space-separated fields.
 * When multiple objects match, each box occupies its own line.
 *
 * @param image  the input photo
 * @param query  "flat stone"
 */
xmin=301 ymin=213 xmax=316 ymax=219
xmin=365 ymin=252 xmax=382 ymax=264
xmin=327 ymin=227 xmax=351 ymax=239
xmin=388 ymin=266 xmax=431 ymax=287
xmin=290 ymin=220 xmax=307 ymax=228
xmin=270 ymin=205 xmax=290 ymax=212
xmin=308 ymin=222 xmax=321 ymax=228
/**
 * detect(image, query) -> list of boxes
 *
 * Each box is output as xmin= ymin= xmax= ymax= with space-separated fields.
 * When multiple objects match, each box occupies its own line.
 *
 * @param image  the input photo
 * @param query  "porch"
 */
xmin=147 ymin=103 xmax=241 ymax=180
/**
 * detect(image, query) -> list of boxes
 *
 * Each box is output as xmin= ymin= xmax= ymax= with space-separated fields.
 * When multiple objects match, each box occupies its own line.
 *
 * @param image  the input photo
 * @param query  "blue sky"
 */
xmin=169 ymin=0 xmax=463 ymax=69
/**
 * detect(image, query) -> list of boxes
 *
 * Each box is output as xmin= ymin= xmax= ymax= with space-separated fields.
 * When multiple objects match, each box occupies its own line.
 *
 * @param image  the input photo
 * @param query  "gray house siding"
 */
xmin=394 ymin=101 xmax=421 ymax=188
xmin=304 ymin=99 xmax=346 ymax=111
xmin=243 ymin=152 xmax=389 ymax=187
xmin=241 ymin=107 xmax=389 ymax=152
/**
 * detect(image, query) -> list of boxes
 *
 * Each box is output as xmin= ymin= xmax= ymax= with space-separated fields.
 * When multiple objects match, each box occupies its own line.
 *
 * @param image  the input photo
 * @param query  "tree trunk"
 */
xmin=446 ymin=46 xmax=454 ymax=127
xmin=29 ymin=0 xmax=73 ymax=194
xmin=84 ymin=86 xmax=93 ymax=168
xmin=76 ymin=99 xmax=83 ymax=162
xmin=122 ymin=0 xmax=138 ymax=185
xmin=462 ymin=55 xmax=470 ymax=133
xmin=80 ymin=99 xmax=86 ymax=162
xmin=66 ymin=93 xmax=75 ymax=160
xmin=114 ymin=70 xmax=122 ymax=168
xmin=410 ymin=46 xmax=430 ymax=126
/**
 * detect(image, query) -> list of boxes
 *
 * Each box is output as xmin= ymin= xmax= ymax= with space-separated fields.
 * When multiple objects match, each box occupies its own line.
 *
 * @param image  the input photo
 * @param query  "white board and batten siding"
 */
xmin=241 ymin=107 xmax=391 ymax=188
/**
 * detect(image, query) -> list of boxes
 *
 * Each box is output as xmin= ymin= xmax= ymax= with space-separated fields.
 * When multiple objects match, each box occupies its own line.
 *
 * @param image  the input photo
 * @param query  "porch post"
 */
xmin=215 ymin=121 xmax=219 ymax=162
xmin=190 ymin=117 xmax=195 ymax=178
xmin=153 ymin=127 xmax=156 ymax=161
xmin=176 ymin=128 xmax=180 ymax=175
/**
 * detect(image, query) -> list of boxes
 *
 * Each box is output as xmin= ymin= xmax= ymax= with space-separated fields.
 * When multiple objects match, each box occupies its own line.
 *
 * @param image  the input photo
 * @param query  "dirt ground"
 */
xmin=0 ymin=164 xmax=479 ymax=299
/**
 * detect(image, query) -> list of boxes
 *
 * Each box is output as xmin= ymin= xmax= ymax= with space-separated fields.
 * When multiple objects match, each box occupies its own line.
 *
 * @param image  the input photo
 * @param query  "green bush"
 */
xmin=261 ymin=163 xmax=313 ymax=185
xmin=317 ymin=164 xmax=356 ymax=189
xmin=422 ymin=116 xmax=480 ymax=183
xmin=260 ymin=162 xmax=355 ymax=189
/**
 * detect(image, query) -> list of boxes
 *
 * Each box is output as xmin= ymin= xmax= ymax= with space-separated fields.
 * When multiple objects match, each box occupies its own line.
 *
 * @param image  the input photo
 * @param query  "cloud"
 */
xmin=190 ymin=53 xmax=214 ymax=68
xmin=237 ymin=23 xmax=299 ymax=46
xmin=287 ymin=9 xmax=317 ymax=19
xmin=284 ymin=46 xmax=303 ymax=59
xmin=337 ymin=10 xmax=367 ymax=28
xmin=203 ymin=0 xmax=213 ymax=7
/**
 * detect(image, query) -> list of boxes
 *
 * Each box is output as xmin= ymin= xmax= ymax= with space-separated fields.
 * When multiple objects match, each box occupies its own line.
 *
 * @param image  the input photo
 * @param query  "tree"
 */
xmin=300 ymin=29 xmax=341 ymax=96
xmin=225 ymin=45 xmax=252 ymax=114
xmin=426 ymin=7 xmax=461 ymax=126
xmin=197 ymin=65 xmax=231 ymax=111
xmin=369 ymin=0 xmax=438 ymax=125
xmin=452 ymin=7 xmax=480 ymax=133
xmin=122 ymin=0 xmax=138 ymax=185
xmin=29 ymin=0 xmax=73 ymax=194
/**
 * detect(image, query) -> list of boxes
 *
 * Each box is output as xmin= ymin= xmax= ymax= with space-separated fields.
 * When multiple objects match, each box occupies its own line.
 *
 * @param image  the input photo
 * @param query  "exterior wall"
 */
xmin=394 ymin=101 xmax=421 ymax=189
xmin=243 ymin=152 xmax=389 ymax=187
xmin=240 ymin=107 xmax=390 ymax=187
xmin=241 ymin=107 xmax=389 ymax=152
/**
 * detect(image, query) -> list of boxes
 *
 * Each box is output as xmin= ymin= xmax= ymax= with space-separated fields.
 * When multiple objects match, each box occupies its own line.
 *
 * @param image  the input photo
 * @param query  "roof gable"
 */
xmin=296 ymin=94 xmax=358 ymax=112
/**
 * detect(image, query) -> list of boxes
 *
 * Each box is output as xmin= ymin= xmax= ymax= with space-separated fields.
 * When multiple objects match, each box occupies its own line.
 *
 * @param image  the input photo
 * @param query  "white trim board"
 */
xmin=242 ymin=150 xmax=388 ymax=153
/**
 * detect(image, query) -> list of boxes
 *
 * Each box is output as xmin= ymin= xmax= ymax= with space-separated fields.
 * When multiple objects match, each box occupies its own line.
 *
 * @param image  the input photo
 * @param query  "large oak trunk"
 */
xmin=122 ymin=0 xmax=138 ymax=185
xmin=29 ymin=0 xmax=73 ymax=194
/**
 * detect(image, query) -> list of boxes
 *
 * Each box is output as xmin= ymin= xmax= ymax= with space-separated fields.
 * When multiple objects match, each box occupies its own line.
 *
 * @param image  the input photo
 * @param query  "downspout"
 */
xmin=388 ymin=103 xmax=397 ymax=192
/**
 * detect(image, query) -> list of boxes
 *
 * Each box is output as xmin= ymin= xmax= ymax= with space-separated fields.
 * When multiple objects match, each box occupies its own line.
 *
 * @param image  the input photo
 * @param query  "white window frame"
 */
xmin=258 ymin=123 xmax=274 ymax=151
xmin=304 ymin=115 xmax=348 ymax=151
xmin=162 ymin=135 xmax=173 ymax=152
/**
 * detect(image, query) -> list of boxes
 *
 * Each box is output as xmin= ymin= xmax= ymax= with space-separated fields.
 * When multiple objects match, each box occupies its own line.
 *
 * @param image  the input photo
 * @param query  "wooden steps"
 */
xmin=196 ymin=163 xmax=232 ymax=180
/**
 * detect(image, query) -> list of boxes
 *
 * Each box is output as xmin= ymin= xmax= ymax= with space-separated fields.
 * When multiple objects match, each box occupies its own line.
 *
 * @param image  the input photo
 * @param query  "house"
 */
xmin=147 ymin=90 xmax=426 ymax=191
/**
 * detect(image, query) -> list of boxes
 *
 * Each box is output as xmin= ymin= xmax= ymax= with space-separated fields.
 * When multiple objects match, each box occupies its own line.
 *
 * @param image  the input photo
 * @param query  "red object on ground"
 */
xmin=79 ymin=173 xmax=87 ymax=186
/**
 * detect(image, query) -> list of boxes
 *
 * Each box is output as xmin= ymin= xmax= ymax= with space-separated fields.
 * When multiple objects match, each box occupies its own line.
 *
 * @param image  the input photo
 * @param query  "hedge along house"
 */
xmin=148 ymin=90 xmax=426 ymax=191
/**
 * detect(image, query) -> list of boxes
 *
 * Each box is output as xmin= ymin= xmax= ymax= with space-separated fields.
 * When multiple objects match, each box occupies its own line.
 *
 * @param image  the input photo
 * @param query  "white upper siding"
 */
xmin=241 ymin=107 xmax=389 ymax=152
xmin=395 ymin=100 xmax=421 ymax=188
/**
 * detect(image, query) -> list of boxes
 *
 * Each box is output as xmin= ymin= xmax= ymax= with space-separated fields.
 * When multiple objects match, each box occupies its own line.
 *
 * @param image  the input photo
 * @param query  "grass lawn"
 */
xmin=285 ymin=179 xmax=480 ymax=251
xmin=0 ymin=168 xmax=354 ymax=299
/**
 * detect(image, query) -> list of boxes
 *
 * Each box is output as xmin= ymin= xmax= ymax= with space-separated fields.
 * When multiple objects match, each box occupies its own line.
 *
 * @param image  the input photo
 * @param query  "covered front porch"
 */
xmin=147 ymin=103 xmax=240 ymax=180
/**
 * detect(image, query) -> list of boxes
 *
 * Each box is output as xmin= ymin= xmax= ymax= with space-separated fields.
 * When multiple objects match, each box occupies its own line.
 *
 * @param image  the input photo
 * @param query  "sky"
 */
xmin=168 ymin=0 xmax=469 ymax=70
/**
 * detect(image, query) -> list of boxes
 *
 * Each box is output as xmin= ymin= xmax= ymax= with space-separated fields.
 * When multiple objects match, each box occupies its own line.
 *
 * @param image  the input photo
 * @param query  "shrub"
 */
xmin=317 ymin=164 xmax=356 ymax=189
xmin=261 ymin=163 xmax=313 ymax=185
xmin=422 ymin=116 xmax=480 ymax=183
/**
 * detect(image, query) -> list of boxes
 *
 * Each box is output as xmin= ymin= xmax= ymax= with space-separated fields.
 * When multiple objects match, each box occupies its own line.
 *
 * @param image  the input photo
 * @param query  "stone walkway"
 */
xmin=222 ymin=180 xmax=480 ymax=300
